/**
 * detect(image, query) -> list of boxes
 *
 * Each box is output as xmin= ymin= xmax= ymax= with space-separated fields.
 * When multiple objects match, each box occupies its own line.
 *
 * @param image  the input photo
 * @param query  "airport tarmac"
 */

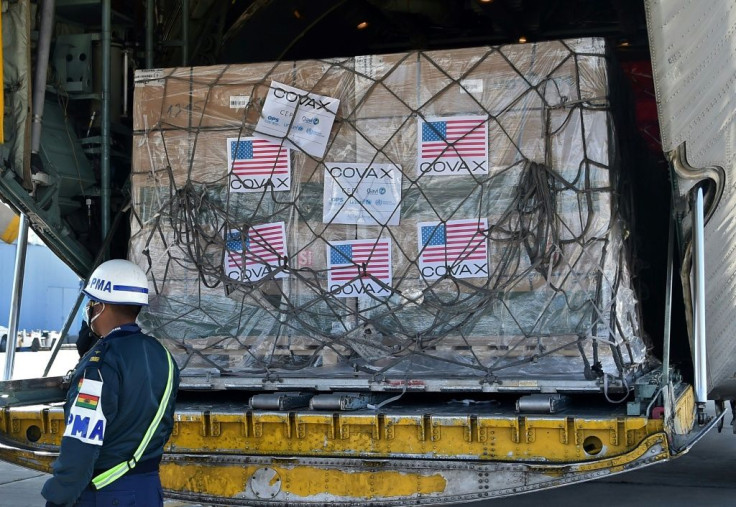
xmin=2 ymin=352 xmax=735 ymax=506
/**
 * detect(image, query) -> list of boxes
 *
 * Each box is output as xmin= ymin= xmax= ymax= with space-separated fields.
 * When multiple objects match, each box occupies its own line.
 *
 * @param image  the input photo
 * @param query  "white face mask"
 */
xmin=84 ymin=301 xmax=105 ymax=333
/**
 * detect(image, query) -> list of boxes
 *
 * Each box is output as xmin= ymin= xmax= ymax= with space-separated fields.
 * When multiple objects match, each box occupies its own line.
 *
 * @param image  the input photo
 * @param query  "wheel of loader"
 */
xmin=0 ymin=335 xmax=6 ymax=352
xmin=31 ymin=338 xmax=40 ymax=352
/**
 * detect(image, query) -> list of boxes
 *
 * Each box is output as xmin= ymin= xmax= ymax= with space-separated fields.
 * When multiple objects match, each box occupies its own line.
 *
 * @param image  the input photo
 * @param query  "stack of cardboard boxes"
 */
xmin=129 ymin=38 xmax=647 ymax=377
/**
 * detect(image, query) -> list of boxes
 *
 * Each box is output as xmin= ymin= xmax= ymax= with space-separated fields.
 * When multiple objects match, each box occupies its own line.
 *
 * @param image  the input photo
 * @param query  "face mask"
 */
xmin=84 ymin=301 xmax=105 ymax=332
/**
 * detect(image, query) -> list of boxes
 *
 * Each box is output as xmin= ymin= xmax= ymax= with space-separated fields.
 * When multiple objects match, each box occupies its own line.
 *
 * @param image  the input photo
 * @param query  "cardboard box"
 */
xmin=129 ymin=38 xmax=647 ymax=377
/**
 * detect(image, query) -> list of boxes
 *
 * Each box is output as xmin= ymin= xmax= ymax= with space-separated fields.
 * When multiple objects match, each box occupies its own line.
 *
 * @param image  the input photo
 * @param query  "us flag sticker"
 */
xmin=327 ymin=238 xmax=392 ymax=298
xmin=227 ymin=137 xmax=291 ymax=193
xmin=417 ymin=115 xmax=488 ymax=176
xmin=417 ymin=218 xmax=489 ymax=280
xmin=224 ymin=222 xmax=288 ymax=282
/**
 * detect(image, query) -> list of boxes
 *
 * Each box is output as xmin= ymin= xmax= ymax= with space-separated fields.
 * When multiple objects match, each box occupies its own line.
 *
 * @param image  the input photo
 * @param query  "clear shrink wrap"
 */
xmin=130 ymin=38 xmax=649 ymax=384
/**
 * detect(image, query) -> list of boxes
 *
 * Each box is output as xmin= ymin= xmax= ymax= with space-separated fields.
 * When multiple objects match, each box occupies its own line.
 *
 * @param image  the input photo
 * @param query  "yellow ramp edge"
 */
xmin=2 ymin=405 xmax=666 ymax=464
xmin=0 ymin=386 xmax=695 ymax=502
xmin=161 ymin=464 xmax=447 ymax=499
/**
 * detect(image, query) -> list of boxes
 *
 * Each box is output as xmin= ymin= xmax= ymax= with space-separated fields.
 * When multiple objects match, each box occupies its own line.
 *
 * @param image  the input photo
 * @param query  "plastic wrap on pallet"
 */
xmin=130 ymin=38 xmax=650 ymax=384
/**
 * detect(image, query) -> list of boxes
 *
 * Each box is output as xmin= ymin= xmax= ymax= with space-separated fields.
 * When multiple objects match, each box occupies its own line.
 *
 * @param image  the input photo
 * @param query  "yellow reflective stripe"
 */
xmin=134 ymin=350 xmax=175 ymax=462
xmin=91 ymin=461 xmax=130 ymax=489
xmin=92 ymin=349 xmax=174 ymax=489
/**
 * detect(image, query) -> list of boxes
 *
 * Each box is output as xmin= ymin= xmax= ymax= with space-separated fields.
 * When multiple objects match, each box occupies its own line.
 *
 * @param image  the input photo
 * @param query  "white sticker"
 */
xmin=134 ymin=69 xmax=165 ymax=87
xmin=323 ymin=163 xmax=402 ymax=226
xmin=229 ymin=95 xmax=251 ymax=109
xmin=417 ymin=114 xmax=489 ymax=176
xmin=227 ymin=137 xmax=291 ymax=193
xmin=460 ymin=78 xmax=483 ymax=94
xmin=255 ymin=81 xmax=340 ymax=159
xmin=417 ymin=218 xmax=489 ymax=280
xmin=63 ymin=378 xmax=107 ymax=446
xmin=327 ymin=238 xmax=392 ymax=298
xmin=224 ymin=222 xmax=288 ymax=282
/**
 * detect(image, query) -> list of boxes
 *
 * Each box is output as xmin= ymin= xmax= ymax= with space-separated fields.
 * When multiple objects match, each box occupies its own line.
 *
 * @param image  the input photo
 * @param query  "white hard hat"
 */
xmin=83 ymin=259 xmax=149 ymax=305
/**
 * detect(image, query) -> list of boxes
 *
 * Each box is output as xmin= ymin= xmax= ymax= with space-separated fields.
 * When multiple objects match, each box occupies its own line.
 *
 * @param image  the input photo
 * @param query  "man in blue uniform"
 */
xmin=42 ymin=259 xmax=180 ymax=507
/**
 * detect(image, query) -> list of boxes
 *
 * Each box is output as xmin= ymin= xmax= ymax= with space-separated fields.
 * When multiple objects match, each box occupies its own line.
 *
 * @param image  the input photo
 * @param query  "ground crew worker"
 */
xmin=42 ymin=259 xmax=180 ymax=507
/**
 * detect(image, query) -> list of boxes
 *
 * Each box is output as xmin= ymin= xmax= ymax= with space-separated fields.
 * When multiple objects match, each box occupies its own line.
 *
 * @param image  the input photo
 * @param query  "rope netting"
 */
xmin=129 ymin=38 xmax=649 ymax=385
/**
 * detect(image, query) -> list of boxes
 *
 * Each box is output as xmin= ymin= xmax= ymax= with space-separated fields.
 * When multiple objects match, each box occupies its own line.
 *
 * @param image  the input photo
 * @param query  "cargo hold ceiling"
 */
xmin=183 ymin=0 xmax=651 ymax=66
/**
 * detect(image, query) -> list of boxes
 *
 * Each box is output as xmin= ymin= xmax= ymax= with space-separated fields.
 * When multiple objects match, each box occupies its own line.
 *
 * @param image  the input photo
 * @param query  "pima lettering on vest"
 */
xmin=69 ymin=413 xmax=105 ymax=441
xmin=90 ymin=278 xmax=112 ymax=292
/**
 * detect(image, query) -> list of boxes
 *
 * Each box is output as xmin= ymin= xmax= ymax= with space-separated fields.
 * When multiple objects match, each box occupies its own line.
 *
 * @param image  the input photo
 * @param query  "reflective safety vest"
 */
xmin=91 ymin=348 xmax=175 ymax=489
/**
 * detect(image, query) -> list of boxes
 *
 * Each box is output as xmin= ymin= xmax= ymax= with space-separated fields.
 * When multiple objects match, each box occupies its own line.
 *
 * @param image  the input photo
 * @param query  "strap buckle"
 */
xmin=127 ymin=457 xmax=137 ymax=470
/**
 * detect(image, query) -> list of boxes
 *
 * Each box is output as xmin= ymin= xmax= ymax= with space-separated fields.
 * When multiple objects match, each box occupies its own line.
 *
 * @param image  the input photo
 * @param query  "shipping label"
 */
xmin=255 ymin=81 xmax=340 ymax=159
xmin=323 ymin=163 xmax=402 ymax=226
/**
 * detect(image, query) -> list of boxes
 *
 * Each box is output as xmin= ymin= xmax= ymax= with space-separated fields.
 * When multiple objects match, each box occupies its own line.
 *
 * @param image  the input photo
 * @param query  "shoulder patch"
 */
xmin=86 ymin=348 xmax=104 ymax=364
xmin=63 ymin=378 xmax=107 ymax=446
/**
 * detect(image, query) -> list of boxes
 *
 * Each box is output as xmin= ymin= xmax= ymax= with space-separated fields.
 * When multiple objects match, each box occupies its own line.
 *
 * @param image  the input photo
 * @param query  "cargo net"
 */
xmin=130 ymin=38 xmax=649 ymax=386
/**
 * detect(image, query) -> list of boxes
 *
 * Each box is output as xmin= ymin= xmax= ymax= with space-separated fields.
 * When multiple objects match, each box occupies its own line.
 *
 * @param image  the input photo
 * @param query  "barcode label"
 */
xmin=134 ymin=69 xmax=165 ymax=87
xmin=355 ymin=55 xmax=382 ymax=80
xmin=229 ymin=95 xmax=251 ymax=109
xmin=460 ymin=79 xmax=483 ymax=94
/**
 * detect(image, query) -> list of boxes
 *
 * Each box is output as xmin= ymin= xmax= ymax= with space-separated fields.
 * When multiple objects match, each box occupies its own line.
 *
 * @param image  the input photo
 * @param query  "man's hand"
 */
xmin=75 ymin=322 xmax=99 ymax=357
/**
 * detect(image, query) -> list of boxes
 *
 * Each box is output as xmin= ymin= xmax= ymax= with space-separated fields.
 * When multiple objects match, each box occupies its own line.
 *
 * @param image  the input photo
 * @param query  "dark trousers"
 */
xmin=74 ymin=471 xmax=163 ymax=507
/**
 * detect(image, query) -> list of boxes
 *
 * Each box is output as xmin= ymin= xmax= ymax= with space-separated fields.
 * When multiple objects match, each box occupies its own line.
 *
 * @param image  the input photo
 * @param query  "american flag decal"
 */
xmin=327 ymin=238 xmax=392 ymax=298
xmin=228 ymin=137 xmax=291 ymax=193
xmin=224 ymin=222 xmax=288 ymax=281
xmin=417 ymin=218 xmax=489 ymax=280
xmin=417 ymin=115 xmax=488 ymax=176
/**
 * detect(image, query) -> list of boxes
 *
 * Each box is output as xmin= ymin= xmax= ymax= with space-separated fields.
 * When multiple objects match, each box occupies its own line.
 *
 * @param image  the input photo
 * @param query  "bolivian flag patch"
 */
xmin=76 ymin=392 xmax=100 ymax=410
xmin=65 ymin=377 xmax=107 ymax=445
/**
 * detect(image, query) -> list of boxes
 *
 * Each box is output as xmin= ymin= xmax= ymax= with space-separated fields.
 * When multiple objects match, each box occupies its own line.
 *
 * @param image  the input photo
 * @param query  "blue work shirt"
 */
xmin=42 ymin=323 xmax=180 ymax=507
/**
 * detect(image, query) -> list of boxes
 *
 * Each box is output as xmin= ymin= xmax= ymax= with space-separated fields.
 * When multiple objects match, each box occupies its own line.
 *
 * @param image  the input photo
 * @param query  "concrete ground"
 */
xmin=2 ymin=352 xmax=735 ymax=506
